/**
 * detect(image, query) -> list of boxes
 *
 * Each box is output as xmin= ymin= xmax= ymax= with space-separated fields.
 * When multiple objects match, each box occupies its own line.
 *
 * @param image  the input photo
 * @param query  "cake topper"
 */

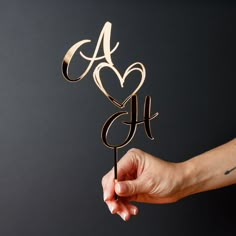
xmin=62 ymin=22 xmax=158 ymax=199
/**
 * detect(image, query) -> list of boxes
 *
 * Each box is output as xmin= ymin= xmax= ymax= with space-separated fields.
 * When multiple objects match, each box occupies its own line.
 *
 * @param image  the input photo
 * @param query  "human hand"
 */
xmin=101 ymin=148 xmax=184 ymax=221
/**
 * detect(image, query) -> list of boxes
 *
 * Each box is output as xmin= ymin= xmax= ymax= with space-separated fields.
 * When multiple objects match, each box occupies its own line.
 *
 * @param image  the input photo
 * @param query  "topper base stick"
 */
xmin=114 ymin=147 xmax=118 ymax=200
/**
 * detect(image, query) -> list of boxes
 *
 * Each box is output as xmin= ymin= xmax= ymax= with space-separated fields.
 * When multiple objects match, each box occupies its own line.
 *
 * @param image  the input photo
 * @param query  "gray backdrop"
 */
xmin=0 ymin=0 xmax=236 ymax=235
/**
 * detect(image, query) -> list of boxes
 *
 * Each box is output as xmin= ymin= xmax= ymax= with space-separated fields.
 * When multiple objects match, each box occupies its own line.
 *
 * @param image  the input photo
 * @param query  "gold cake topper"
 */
xmin=62 ymin=21 xmax=158 ymax=199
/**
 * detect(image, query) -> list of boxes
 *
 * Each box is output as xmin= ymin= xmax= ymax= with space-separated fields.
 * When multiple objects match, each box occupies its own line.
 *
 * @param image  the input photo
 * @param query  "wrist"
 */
xmin=175 ymin=157 xmax=207 ymax=200
xmin=174 ymin=138 xmax=236 ymax=201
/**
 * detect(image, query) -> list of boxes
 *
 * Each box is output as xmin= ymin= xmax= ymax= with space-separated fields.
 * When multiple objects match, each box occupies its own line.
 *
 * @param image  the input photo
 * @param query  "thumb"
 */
xmin=115 ymin=179 xmax=144 ymax=197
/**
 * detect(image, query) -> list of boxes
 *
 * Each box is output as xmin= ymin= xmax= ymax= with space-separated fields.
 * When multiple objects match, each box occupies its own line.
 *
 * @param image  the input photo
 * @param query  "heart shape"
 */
xmin=93 ymin=62 xmax=146 ymax=108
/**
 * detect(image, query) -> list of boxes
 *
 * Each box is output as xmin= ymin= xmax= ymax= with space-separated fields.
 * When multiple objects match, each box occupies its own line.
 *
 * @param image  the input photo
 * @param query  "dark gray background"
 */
xmin=0 ymin=0 xmax=235 ymax=235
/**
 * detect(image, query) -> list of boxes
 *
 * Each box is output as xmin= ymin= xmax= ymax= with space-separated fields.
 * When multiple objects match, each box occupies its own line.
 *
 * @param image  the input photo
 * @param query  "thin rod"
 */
xmin=114 ymin=147 xmax=118 ymax=200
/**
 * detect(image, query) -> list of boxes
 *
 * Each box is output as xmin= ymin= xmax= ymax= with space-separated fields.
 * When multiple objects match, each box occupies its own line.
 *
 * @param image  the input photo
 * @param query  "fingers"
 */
xmin=106 ymin=199 xmax=139 ymax=221
xmin=102 ymin=148 xmax=143 ymax=221
xmin=115 ymin=177 xmax=148 ymax=198
xmin=102 ymin=170 xmax=115 ymax=201
xmin=102 ymin=177 xmax=139 ymax=220
xmin=116 ymin=180 xmax=137 ymax=196
xmin=126 ymin=202 xmax=139 ymax=216
xmin=106 ymin=200 xmax=120 ymax=214
xmin=102 ymin=148 xmax=141 ymax=201
xmin=116 ymin=201 xmax=139 ymax=221
xmin=116 ymin=148 xmax=141 ymax=179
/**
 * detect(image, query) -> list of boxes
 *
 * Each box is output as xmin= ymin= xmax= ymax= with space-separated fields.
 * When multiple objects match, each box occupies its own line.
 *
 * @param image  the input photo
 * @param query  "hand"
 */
xmin=101 ymin=148 xmax=184 ymax=221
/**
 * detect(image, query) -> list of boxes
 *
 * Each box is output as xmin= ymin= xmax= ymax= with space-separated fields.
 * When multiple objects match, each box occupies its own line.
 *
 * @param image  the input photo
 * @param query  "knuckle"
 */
xmin=127 ymin=148 xmax=144 ymax=167
xmin=128 ymin=148 xmax=142 ymax=156
xmin=127 ymin=181 xmax=136 ymax=195
xmin=127 ymin=148 xmax=143 ymax=161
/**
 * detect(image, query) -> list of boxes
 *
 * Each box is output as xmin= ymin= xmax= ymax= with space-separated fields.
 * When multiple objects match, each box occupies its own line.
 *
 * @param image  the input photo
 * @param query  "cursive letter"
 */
xmin=62 ymin=21 xmax=119 ymax=82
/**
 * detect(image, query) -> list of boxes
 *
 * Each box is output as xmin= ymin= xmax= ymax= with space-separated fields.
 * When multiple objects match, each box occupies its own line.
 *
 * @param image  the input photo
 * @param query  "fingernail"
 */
xmin=108 ymin=205 xmax=114 ymax=214
xmin=122 ymin=213 xmax=127 ymax=221
xmin=116 ymin=182 xmax=128 ymax=194
xmin=132 ymin=208 xmax=138 ymax=215
xmin=103 ymin=193 xmax=108 ymax=201
xmin=116 ymin=183 xmax=121 ymax=194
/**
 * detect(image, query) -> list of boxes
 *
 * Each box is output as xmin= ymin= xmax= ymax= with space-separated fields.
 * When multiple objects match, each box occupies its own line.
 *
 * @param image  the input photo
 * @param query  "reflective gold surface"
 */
xmin=62 ymin=21 xmax=119 ymax=82
xmin=93 ymin=62 xmax=145 ymax=108
xmin=61 ymin=21 xmax=158 ymax=189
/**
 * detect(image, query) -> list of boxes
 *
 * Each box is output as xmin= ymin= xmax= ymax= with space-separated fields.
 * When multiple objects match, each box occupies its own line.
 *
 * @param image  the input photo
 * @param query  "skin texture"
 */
xmin=101 ymin=138 xmax=236 ymax=221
